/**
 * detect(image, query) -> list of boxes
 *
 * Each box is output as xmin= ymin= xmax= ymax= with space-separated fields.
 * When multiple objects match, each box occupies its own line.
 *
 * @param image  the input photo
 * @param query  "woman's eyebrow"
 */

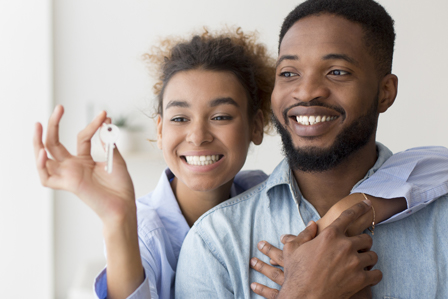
xmin=165 ymin=100 xmax=190 ymax=110
xmin=209 ymin=97 xmax=239 ymax=108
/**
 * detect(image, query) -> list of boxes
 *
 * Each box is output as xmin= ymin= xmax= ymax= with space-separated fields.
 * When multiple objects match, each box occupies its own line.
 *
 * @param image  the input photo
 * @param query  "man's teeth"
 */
xmin=295 ymin=115 xmax=337 ymax=126
xmin=185 ymin=155 xmax=221 ymax=166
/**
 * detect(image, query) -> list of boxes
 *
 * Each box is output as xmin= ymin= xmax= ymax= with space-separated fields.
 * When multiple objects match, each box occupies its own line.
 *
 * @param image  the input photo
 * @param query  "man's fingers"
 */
xmin=281 ymin=221 xmax=318 ymax=245
xmin=250 ymin=282 xmax=279 ymax=299
xmin=77 ymin=111 xmax=107 ymax=156
xmin=350 ymin=233 xmax=373 ymax=253
xmin=45 ymin=105 xmax=71 ymax=161
xmin=257 ymin=241 xmax=284 ymax=267
xmin=358 ymin=251 xmax=378 ymax=271
xmin=364 ymin=269 xmax=383 ymax=287
xmin=329 ymin=200 xmax=373 ymax=234
xmin=250 ymin=257 xmax=284 ymax=286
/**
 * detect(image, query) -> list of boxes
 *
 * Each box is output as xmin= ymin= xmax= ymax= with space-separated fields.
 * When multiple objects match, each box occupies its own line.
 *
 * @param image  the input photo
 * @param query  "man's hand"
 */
xmin=250 ymin=200 xmax=381 ymax=299
xmin=250 ymin=221 xmax=316 ymax=298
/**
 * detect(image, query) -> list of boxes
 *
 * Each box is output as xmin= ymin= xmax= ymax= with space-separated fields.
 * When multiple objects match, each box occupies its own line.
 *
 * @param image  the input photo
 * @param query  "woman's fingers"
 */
xmin=77 ymin=111 xmax=107 ymax=156
xmin=45 ymin=105 xmax=71 ymax=161
xmin=33 ymin=122 xmax=45 ymax=160
xmin=257 ymin=241 xmax=283 ymax=266
xmin=250 ymin=282 xmax=279 ymax=299
xmin=250 ymin=257 xmax=284 ymax=286
xmin=35 ymin=148 xmax=51 ymax=185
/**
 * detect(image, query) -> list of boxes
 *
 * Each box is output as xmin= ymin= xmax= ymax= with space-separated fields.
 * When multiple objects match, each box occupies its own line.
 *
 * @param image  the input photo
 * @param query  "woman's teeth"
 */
xmin=296 ymin=115 xmax=337 ymax=126
xmin=185 ymin=155 xmax=221 ymax=166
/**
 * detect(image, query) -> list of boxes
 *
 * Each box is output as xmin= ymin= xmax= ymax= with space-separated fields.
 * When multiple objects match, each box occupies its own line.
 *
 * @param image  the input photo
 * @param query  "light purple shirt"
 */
xmin=94 ymin=169 xmax=269 ymax=299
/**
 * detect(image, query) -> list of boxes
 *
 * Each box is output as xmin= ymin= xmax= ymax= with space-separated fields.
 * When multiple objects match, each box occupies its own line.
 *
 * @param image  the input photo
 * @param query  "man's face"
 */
xmin=271 ymin=14 xmax=381 ymax=172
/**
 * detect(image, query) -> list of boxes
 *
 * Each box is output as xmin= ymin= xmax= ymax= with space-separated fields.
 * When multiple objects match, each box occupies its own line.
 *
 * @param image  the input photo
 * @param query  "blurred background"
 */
xmin=1 ymin=0 xmax=447 ymax=298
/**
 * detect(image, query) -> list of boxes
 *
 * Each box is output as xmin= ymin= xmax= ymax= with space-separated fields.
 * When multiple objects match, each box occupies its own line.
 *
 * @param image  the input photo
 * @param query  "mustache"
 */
xmin=282 ymin=99 xmax=346 ymax=124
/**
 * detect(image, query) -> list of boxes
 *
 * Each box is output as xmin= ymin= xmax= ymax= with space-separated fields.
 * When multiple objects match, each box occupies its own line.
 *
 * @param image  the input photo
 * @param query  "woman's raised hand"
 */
xmin=33 ymin=105 xmax=136 ymax=223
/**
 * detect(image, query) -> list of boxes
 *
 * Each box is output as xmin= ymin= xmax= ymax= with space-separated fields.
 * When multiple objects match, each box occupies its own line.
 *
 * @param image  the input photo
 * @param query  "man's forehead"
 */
xmin=278 ymin=14 xmax=366 ymax=57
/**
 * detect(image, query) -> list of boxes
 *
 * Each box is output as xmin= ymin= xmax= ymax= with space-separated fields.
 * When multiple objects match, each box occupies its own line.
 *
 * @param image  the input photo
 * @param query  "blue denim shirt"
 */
xmin=175 ymin=143 xmax=448 ymax=299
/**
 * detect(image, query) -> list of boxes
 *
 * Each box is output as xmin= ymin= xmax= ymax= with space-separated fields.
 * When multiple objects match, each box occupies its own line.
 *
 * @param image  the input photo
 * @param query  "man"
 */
xmin=175 ymin=0 xmax=448 ymax=298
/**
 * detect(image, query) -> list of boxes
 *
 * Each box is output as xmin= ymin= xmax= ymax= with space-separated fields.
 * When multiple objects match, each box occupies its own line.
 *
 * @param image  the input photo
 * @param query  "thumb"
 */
xmin=281 ymin=221 xmax=318 ymax=245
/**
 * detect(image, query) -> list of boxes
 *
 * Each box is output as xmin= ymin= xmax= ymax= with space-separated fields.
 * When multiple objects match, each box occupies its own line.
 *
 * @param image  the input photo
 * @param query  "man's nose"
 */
xmin=186 ymin=121 xmax=213 ymax=146
xmin=293 ymin=74 xmax=330 ymax=103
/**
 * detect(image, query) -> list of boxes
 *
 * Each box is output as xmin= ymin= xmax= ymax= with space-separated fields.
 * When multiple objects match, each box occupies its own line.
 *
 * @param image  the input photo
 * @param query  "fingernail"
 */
xmin=250 ymin=257 xmax=258 ymax=267
xmin=280 ymin=234 xmax=286 ymax=242
xmin=257 ymin=241 xmax=266 ymax=250
xmin=250 ymin=282 xmax=256 ymax=291
xmin=363 ymin=198 xmax=372 ymax=206
xmin=307 ymin=221 xmax=313 ymax=227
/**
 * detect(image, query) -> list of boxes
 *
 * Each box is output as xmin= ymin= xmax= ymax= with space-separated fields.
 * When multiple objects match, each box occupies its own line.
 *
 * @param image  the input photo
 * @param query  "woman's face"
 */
xmin=157 ymin=69 xmax=263 ymax=192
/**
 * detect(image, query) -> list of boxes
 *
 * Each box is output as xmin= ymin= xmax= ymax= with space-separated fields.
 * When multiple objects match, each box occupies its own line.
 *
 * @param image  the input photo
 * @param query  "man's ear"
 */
xmin=378 ymin=74 xmax=398 ymax=113
xmin=251 ymin=110 xmax=264 ymax=146
xmin=156 ymin=114 xmax=163 ymax=149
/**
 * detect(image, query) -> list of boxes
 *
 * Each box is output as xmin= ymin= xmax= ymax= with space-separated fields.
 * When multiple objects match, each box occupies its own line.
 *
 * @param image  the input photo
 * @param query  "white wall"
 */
xmin=45 ymin=0 xmax=448 ymax=298
xmin=0 ymin=1 xmax=53 ymax=298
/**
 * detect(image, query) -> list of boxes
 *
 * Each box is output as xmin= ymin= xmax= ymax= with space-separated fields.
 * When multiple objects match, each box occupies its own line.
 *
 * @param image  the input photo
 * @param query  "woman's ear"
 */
xmin=156 ymin=114 xmax=163 ymax=149
xmin=251 ymin=110 xmax=264 ymax=146
xmin=378 ymin=74 xmax=398 ymax=113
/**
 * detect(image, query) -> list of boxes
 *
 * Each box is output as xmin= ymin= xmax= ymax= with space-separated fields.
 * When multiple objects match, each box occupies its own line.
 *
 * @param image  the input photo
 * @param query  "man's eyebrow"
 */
xmin=209 ymin=97 xmax=239 ymax=108
xmin=323 ymin=54 xmax=359 ymax=66
xmin=276 ymin=55 xmax=299 ymax=68
xmin=165 ymin=100 xmax=190 ymax=110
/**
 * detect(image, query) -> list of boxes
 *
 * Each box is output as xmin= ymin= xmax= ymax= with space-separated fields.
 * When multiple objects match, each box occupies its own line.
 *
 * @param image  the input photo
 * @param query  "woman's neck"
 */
xmin=171 ymin=177 xmax=234 ymax=227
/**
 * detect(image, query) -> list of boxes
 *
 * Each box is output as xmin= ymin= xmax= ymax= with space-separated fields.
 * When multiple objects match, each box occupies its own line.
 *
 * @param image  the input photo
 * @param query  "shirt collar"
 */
xmin=265 ymin=142 xmax=394 ymax=205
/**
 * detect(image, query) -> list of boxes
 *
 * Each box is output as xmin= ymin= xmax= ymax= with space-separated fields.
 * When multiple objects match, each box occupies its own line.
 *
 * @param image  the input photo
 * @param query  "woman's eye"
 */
xmin=171 ymin=117 xmax=188 ymax=122
xmin=280 ymin=72 xmax=298 ymax=78
xmin=329 ymin=70 xmax=349 ymax=76
xmin=212 ymin=115 xmax=232 ymax=121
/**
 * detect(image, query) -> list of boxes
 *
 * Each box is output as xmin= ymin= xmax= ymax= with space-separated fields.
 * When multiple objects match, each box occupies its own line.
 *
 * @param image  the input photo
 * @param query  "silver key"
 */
xmin=99 ymin=124 xmax=120 ymax=173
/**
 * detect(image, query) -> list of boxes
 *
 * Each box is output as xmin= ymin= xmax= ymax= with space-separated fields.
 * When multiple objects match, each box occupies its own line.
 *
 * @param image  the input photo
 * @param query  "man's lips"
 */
xmin=286 ymin=106 xmax=342 ymax=137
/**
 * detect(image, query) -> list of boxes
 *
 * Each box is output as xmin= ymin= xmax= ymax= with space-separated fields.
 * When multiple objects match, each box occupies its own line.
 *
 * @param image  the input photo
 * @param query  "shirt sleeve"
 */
xmin=93 ymin=226 xmax=174 ymax=299
xmin=94 ymin=266 xmax=155 ymax=299
xmin=352 ymin=146 xmax=448 ymax=224
xmin=175 ymin=229 xmax=234 ymax=299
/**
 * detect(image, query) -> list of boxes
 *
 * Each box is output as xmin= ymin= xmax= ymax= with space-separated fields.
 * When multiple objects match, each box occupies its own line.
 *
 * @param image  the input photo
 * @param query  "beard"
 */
xmin=273 ymin=98 xmax=378 ymax=173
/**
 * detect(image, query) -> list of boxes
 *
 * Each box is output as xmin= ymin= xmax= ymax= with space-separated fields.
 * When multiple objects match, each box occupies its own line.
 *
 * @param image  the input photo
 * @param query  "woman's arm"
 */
xmin=317 ymin=193 xmax=406 ymax=236
xmin=33 ymin=105 xmax=146 ymax=299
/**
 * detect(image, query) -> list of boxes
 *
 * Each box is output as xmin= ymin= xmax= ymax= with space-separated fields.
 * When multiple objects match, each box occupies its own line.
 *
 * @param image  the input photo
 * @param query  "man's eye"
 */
xmin=329 ymin=70 xmax=349 ymax=76
xmin=171 ymin=117 xmax=188 ymax=122
xmin=280 ymin=72 xmax=298 ymax=78
xmin=212 ymin=115 xmax=232 ymax=121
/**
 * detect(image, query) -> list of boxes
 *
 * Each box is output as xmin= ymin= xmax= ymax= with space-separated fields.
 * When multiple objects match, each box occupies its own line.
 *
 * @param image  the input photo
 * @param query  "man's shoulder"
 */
xmin=195 ymin=179 xmax=270 ymax=228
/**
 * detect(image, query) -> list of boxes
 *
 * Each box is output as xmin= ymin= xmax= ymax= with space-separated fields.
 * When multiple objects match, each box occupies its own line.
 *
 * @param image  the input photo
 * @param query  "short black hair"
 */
xmin=279 ymin=0 xmax=395 ymax=76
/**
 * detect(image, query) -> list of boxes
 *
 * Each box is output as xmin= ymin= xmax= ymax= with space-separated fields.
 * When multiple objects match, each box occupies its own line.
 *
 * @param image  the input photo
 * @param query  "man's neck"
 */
xmin=292 ymin=140 xmax=378 ymax=217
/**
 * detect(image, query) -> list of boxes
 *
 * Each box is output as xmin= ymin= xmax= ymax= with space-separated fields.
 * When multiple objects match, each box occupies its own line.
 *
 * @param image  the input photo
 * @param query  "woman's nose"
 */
xmin=186 ymin=121 xmax=213 ymax=146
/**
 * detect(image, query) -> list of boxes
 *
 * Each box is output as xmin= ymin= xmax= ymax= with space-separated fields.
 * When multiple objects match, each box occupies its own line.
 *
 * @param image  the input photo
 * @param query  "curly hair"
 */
xmin=279 ymin=0 xmax=395 ymax=76
xmin=143 ymin=27 xmax=275 ymax=132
